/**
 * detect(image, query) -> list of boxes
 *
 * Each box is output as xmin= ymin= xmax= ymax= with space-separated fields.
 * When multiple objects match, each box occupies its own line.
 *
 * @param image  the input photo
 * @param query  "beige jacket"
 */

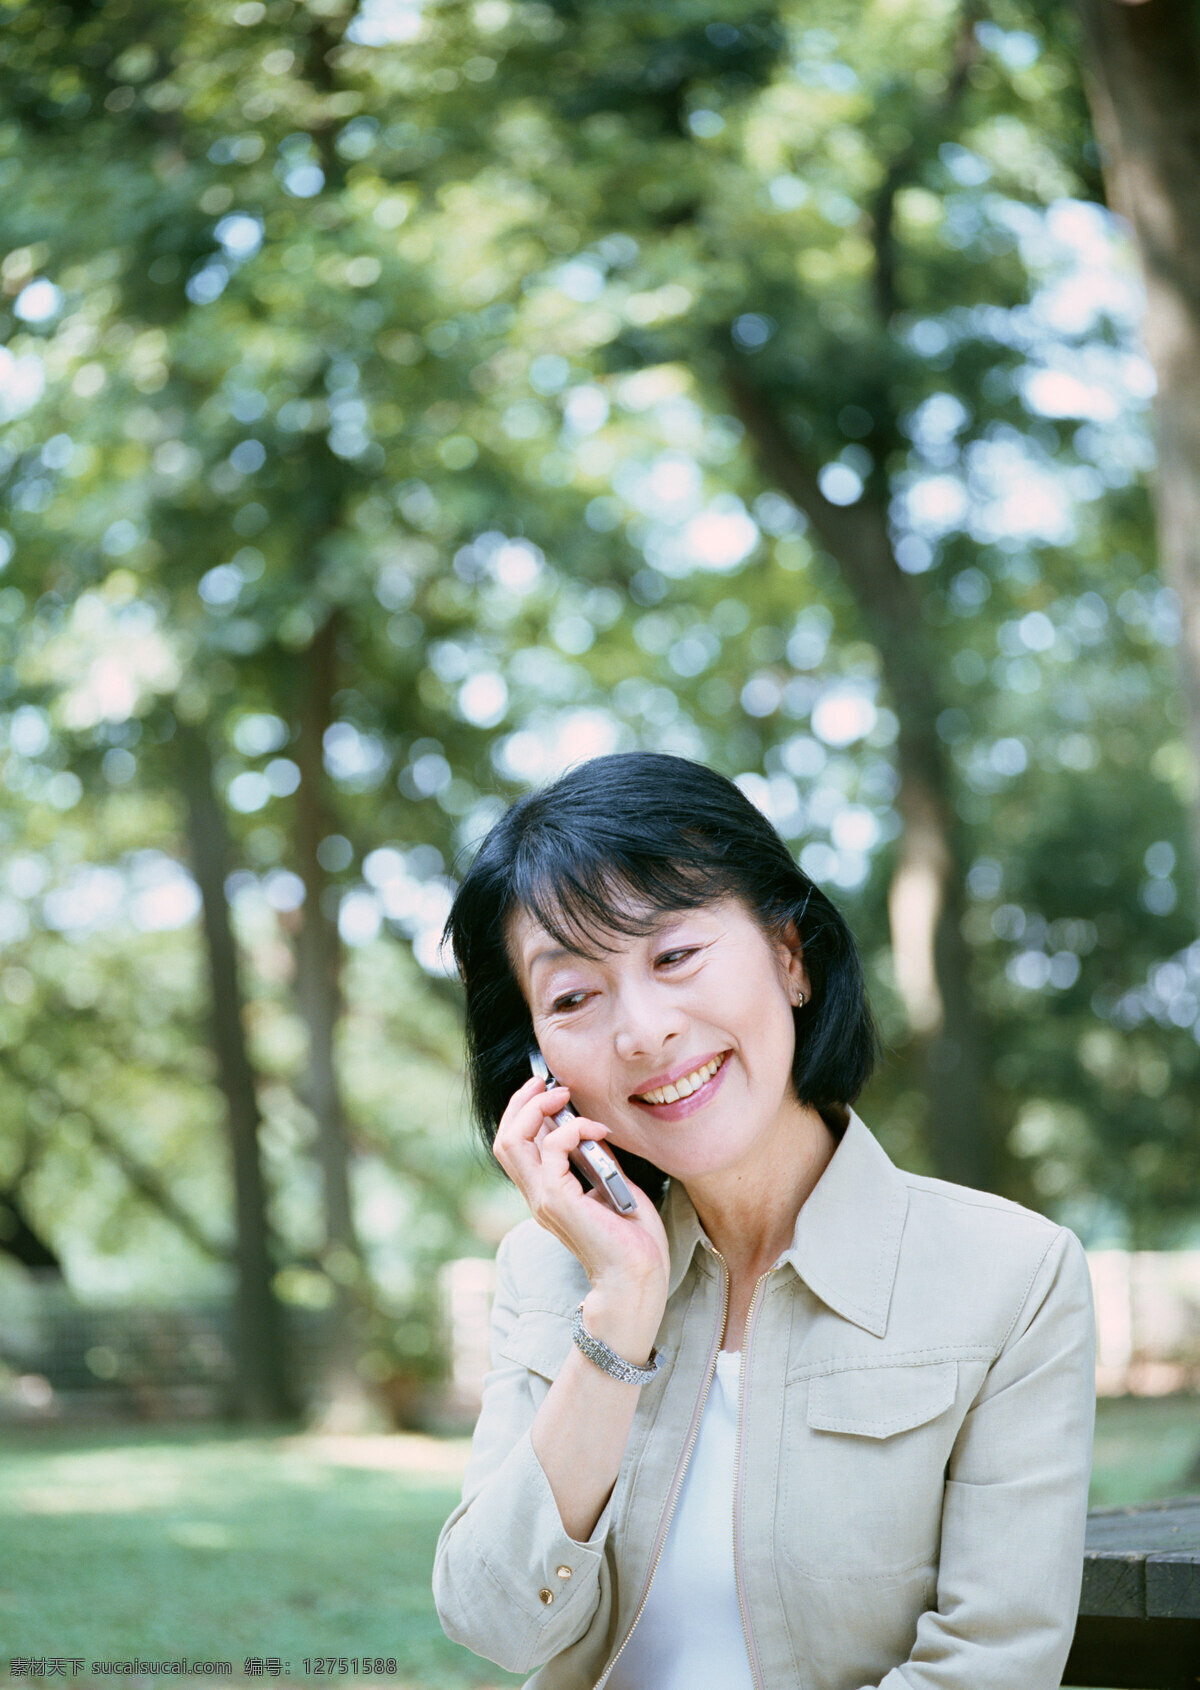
xmin=434 ymin=1111 xmax=1096 ymax=1690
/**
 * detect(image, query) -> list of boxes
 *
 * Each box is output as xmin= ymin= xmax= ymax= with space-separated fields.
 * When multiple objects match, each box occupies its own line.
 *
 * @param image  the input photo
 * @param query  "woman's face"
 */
xmin=508 ymin=894 xmax=812 ymax=1187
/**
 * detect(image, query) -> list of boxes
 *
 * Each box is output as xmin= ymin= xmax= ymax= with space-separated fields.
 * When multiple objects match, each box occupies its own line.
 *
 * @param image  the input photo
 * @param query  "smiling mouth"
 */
xmin=633 ymin=1052 xmax=729 ymax=1107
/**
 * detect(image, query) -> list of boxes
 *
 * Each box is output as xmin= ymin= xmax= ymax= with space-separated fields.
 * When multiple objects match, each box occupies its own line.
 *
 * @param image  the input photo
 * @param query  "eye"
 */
xmin=551 ymin=990 xmax=589 ymax=1013
xmin=656 ymin=946 xmax=698 ymax=969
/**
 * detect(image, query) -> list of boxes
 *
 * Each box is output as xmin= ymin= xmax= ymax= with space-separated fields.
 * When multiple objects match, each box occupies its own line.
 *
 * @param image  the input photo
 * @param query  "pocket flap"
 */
xmin=497 ymin=1309 xmax=574 ymax=1382
xmin=807 ymin=1361 xmax=957 ymax=1438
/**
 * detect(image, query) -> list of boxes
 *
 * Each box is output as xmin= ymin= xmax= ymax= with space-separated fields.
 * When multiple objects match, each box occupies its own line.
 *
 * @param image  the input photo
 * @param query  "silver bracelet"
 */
xmin=571 ymin=1303 xmax=661 ymax=1386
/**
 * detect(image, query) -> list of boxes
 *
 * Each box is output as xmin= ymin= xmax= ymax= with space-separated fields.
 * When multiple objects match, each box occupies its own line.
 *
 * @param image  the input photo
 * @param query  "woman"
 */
xmin=434 ymin=751 xmax=1096 ymax=1690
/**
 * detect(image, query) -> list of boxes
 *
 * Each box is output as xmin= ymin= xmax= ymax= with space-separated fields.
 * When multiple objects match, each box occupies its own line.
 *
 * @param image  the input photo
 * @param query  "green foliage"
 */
xmin=0 ymin=0 xmax=1196 ymax=1349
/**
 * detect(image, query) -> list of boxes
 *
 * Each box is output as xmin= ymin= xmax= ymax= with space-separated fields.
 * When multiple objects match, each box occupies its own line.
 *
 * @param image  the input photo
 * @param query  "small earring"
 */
xmin=795 ymin=989 xmax=806 ymax=1008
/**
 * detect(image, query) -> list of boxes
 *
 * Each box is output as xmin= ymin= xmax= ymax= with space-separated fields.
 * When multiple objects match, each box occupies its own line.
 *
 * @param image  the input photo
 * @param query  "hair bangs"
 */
xmin=509 ymin=828 xmax=732 ymax=962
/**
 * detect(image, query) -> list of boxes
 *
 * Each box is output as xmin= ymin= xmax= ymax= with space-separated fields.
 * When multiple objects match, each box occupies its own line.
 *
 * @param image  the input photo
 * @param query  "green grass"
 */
xmin=0 ymin=1399 xmax=1196 ymax=1687
xmin=0 ymin=1423 xmax=523 ymax=1690
xmin=1089 ymin=1393 xmax=1200 ymax=1508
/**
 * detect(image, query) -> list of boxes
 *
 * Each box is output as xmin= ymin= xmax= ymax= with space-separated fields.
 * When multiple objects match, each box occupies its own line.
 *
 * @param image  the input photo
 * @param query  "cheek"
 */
xmin=739 ymin=975 xmax=799 ymax=1082
xmin=539 ymin=1029 xmax=608 ymax=1105
xmin=726 ymin=956 xmax=795 ymax=1033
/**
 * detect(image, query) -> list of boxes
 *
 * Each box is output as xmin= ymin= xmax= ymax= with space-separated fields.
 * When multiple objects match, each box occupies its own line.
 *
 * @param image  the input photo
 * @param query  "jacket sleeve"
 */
xmin=431 ymin=1228 xmax=616 ymax=1674
xmin=869 ymin=1226 xmax=1096 ymax=1690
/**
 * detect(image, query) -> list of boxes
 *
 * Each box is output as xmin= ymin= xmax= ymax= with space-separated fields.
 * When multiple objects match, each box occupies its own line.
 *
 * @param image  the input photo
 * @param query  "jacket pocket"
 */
xmin=497 ymin=1308 xmax=575 ymax=1382
xmin=807 ymin=1360 xmax=957 ymax=1437
xmin=780 ymin=1360 xmax=959 ymax=1580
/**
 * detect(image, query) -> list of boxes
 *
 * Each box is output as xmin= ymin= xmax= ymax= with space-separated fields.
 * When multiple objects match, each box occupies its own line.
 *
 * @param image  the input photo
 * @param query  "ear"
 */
xmin=774 ymin=918 xmax=811 ymax=1008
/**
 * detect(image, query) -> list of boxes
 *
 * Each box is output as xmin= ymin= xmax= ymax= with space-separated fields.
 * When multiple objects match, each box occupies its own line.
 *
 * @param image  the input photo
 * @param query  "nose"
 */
xmin=612 ymin=976 xmax=687 ymax=1065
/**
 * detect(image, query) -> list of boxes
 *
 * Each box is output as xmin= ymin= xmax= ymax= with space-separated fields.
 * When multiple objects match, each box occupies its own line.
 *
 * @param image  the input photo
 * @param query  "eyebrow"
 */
xmin=526 ymin=929 xmax=641 ymax=995
xmin=526 ymin=945 xmax=571 ymax=973
xmin=524 ymin=909 xmax=714 ymax=979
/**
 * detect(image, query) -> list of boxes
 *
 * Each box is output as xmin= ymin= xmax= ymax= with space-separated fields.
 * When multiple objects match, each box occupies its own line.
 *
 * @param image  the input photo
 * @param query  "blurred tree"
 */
xmin=442 ymin=0 xmax=1183 ymax=1199
xmin=176 ymin=715 xmax=296 ymax=1420
xmin=1072 ymin=0 xmax=1200 ymax=901
xmin=0 ymin=1169 xmax=63 ymax=1273
xmin=0 ymin=0 xmax=1198 ymax=1440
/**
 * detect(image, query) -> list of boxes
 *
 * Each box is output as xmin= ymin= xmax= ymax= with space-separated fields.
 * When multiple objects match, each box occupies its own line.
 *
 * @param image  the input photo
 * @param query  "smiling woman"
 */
xmin=433 ymin=752 xmax=1096 ymax=1690
xmin=445 ymin=751 xmax=874 ymax=1212
xmin=507 ymin=895 xmax=827 ymax=1207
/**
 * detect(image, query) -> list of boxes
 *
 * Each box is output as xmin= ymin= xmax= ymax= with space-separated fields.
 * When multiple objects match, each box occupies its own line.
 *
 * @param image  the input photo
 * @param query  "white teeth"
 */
xmin=639 ymin=1055 xmax=724 ymax=1106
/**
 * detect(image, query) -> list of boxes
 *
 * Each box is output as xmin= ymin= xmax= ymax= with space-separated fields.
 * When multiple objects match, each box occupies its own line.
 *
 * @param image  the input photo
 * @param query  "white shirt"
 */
xmin=606 ymin=1349 xmax=755 ymax=1690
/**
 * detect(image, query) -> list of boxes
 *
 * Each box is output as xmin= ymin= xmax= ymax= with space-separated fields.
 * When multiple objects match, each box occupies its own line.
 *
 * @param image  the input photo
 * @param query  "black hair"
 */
xmin=443 ymin=751 xmax=878 ymax=1206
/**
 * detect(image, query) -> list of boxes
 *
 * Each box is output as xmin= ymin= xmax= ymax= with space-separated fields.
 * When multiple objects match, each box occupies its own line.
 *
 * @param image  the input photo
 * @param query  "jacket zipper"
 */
xmin=593 ymin=1244 xmax=729 ymax=1690
xmin=728 ymin=1258 xmax=772 ymax=1690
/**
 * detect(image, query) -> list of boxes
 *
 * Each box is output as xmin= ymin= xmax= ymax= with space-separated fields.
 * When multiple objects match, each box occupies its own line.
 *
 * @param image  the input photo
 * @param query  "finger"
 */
xmin=496 ymin=1088 xmax=573 ymax=1189
xmin=496 ymin=1081 xmax=570 ymax=1151
xmin=573 ymin=1116 xmax=610 ymax=1139
xmin=537 ymin=1117 xmax=607 ymax=1189
xmin=509 ymin=1076 xmax=570 ymax=1122
xmin=495 ymin=1074 xmax=551 ymax=1137
xmin=553 ymin=1116 xmax=610 ymax=1154
xmin=541 ymin=1116 xmax=586 ymax=1151
xmin=518 ymin=1111 xmax=582 ymax=1178
xmin=509 ymin=1087 xmax=572 ymax=1151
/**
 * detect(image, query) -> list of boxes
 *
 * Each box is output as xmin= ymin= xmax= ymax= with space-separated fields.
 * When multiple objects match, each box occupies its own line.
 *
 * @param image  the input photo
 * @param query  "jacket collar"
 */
xmin=662 ymin=1108 xmax=909 ymax=1338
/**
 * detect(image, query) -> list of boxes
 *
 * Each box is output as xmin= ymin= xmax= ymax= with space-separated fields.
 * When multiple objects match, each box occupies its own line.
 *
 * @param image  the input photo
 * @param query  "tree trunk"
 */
xmin=290 ymin=612 xmax=379 ymax=1430
xmin=0 ymin=1186 xmax=64 ymax=1273
xmin=177 ymin=717 xmax=298 ymax=1422
xmin=715 ymin=17 xmax=1018 ymax=1191
xmin=725 ymin=369 xmax=1002 ymax=1191
xmin=1074 ymin=0 xmax=1200 ymax=900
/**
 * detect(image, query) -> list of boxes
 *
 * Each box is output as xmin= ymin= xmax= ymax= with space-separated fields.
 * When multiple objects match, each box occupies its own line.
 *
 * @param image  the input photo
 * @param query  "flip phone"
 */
xmin=529 ymin=1049 xmax=637 ymax=1215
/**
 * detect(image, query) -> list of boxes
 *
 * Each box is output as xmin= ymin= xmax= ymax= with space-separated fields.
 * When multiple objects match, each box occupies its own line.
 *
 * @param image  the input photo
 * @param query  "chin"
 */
xmin=653 ymin=1142 xmax=746 ymax=1182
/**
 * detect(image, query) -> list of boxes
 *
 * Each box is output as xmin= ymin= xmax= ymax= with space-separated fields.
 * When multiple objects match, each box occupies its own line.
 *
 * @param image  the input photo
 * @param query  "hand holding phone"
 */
xmin=529 ymin=1049 xmax=637 ymax=1216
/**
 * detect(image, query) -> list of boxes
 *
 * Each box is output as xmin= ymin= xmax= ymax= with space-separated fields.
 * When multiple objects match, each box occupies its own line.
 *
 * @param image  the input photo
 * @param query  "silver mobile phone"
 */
xmin=529 ymin=1049 xmax=637 ymax=1215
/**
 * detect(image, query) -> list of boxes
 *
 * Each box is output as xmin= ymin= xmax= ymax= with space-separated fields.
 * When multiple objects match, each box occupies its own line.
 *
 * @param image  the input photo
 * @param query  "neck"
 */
xmin=682 ymin=1101 xmax=839 ymax=1282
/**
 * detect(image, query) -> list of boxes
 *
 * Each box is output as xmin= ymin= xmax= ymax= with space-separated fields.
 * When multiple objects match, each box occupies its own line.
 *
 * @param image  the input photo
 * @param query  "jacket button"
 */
xmin=556 ymin=1565 xmax=572 ymax=1579
xmin=539 ymin=1588 xmax=554 ymax=1605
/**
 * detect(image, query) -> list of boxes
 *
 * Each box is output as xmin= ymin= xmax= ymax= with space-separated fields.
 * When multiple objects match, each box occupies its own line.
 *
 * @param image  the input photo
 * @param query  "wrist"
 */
xmin=572 ymin=1303 xmax=660 ymax=1386
xmin=582 ymin=1284 xmax=663 ymax=1369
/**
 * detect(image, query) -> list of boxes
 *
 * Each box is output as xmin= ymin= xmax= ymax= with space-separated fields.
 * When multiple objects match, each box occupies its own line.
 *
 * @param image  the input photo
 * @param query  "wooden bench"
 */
xmin=1063 ymin=1496 xmax=1200 ymax=1688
